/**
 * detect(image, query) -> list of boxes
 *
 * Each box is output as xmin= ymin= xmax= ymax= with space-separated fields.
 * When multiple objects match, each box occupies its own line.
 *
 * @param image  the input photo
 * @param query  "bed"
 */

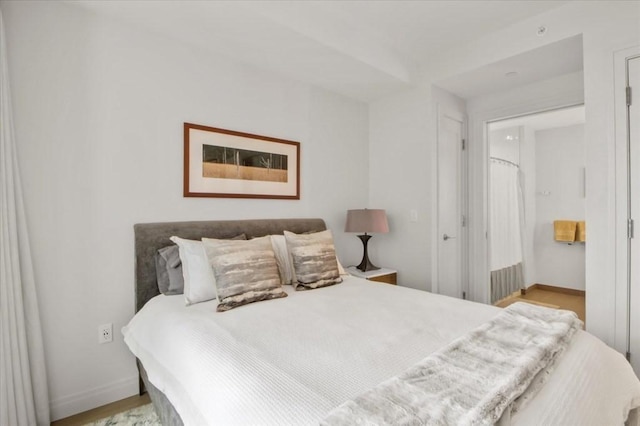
xmin=124 ymin=218 xmax=640 ymax=425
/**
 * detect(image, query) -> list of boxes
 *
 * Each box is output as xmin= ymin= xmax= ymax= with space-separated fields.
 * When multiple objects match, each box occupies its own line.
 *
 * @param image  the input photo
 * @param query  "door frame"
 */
xmin=432 ymin=105 xmax=468 ymax=298
xmin=614 ymin=46 xmax=640 ymax=357
xmin=467 ymin=84 xmax=584 ymax=305
xmin=484 ymin=105 xmax=584 ymax=303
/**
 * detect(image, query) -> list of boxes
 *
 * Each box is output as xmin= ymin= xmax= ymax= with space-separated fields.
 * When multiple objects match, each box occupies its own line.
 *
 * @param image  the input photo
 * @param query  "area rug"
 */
xmin=86 ymin=403 xmax=160 ymax=426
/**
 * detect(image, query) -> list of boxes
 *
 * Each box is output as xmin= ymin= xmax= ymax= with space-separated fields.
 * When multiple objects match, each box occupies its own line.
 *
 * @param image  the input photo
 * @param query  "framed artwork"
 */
xmin=183 ymin=122 xmax=300 ymax=199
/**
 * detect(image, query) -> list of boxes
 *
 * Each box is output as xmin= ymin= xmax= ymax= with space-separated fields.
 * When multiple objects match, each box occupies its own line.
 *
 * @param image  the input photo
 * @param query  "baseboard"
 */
xmin=523 ymin=283 xmax=585 ymax=297
xmin=50 ymin=375 xmax=139 ymax=421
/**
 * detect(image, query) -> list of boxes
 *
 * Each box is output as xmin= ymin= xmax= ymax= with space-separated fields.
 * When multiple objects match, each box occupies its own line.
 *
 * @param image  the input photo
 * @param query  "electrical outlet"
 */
xmin=98 ymin=323 xmax=113 ymax=344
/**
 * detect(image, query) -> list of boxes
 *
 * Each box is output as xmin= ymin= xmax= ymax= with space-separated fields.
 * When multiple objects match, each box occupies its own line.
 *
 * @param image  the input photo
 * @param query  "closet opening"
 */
xmin=487 ymin=105 xmax=586 ymax=323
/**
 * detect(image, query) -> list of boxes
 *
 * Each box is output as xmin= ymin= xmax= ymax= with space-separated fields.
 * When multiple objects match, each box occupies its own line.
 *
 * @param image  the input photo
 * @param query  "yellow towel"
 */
xmin=554 ymin=220 xmax=577 ymax=242
xmin=576 ymin=221 xmax=586 ymax=242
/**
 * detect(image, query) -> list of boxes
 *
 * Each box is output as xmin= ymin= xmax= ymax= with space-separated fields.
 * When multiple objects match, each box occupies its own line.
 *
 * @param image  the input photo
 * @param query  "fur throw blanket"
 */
xmin=322 ymin=302 xmax=582 ymax=426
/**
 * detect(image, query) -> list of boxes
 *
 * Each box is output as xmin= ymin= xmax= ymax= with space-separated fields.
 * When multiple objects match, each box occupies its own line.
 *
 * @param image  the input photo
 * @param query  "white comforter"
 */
xmin=123 ymin=276 xmax=640 ymax=425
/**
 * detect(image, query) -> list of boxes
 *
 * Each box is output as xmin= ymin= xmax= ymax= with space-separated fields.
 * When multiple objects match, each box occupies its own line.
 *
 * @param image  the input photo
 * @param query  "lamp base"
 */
xmin=356 ymin=234 xmax=380 ymax=272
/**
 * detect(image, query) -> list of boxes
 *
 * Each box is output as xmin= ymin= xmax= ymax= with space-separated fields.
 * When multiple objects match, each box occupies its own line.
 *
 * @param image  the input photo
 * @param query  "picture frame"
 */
xmin=183 ymin=122 xmax=300 ymax=199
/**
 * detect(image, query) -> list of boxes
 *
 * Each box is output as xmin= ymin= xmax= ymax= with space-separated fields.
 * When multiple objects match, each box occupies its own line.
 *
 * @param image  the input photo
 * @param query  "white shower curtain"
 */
xmin=0 ymin=8 xmax=50 ymax=426
xmin=489 ymin=159 xmax=525 ymax=303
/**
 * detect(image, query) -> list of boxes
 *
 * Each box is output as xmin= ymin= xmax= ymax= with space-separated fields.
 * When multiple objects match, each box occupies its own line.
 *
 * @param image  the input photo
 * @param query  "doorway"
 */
xmin=619 ymin=50 xmax=640 ymax=373
xmin=486 ymin=105 xmax=586 ymax=321
xmin=434 ymin=107 xmax=467 ymax=299
xmin=434 ymin=35 xmax=585 ymax=304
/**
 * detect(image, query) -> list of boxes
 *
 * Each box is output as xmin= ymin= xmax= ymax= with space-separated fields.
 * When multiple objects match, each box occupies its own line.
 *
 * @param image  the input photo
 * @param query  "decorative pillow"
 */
xmin=271 ymin=234 xmax=347 ymax=285
xmin=155 ymin=245 xmax=184 ymax=295
xmin=283 ymin=230 xmax=343 ymax=290
xmin=170 ymin=234 xmax=247 ymax=305
xmin=202 ymin=236 xmax=287 ymax=312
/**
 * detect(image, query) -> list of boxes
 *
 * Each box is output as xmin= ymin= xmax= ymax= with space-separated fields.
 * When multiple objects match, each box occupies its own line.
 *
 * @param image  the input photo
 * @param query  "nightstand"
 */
xmin=346 ymin=266 xmax=397 ymax=285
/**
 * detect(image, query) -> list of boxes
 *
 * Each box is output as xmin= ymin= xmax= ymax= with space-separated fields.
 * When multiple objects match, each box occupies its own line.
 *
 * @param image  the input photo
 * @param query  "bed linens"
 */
xmin=123 ymin=276 xmax=640 ymax=425
xmin=270 ymin=235 xmax=296 ymax=285
xmin=322 ymin=302 xmax=582 ymax=426
xmin=170 ymin=236 xmax=218 ymax=305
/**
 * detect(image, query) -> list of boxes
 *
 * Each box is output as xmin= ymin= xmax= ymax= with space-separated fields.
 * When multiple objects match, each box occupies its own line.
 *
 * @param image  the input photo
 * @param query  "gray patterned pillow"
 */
xmin=202 ymin=236 xmax=286 ymax=312
xmin=283 ymin=230 xmax=343 ymax=290
xmin=155 ymin=245 xmax=184 ymax=295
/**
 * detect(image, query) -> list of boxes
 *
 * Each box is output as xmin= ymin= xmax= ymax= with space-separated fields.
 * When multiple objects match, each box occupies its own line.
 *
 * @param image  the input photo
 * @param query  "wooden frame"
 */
xmin=184 ymin=122 xmax=300 ymax=199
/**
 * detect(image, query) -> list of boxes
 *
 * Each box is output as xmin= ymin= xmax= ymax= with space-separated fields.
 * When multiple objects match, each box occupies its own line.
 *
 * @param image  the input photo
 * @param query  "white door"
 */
xmin=435 ymin=109 xmax=466 ymax=298
xmin=628 ymin=55 xmax=640 ymax=374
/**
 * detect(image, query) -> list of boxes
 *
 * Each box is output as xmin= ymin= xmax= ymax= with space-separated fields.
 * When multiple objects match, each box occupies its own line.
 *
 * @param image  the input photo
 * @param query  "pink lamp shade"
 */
xmin=344 ymin=209 xmax=389 ymax=234
xmin=345 ymin=209 xmax=389 ymax=272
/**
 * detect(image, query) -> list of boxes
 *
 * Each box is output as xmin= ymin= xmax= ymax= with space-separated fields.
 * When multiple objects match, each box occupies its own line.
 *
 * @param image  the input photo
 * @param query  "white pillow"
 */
xmin=170 ymin=236 xmax=217 ymax=305
xmin=270 ymin=235 xmax=295 ymax=285
xmin=270 ymin=234 xmax=348 ymax=285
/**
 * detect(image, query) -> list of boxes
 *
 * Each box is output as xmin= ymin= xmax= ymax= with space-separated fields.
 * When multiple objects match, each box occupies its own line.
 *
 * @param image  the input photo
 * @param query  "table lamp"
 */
xmin=345 ymin=209 xmax=389 ymax=272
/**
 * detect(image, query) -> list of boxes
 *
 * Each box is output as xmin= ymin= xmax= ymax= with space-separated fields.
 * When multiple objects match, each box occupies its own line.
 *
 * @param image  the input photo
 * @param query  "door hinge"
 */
xmin=627 ymin=351 xmax=631 ymax=362
xmin=629 ymin=218 xmax=635 ymax=239
xmin=462 ymin=215 xmax=467 ymax=227
xmin=462 ymin=291 xmax=467 ymax=300
xmin=461 ymin=139 xmax=466 ymax=150
xmin=627 ymin=86 xmax=632 ymax=106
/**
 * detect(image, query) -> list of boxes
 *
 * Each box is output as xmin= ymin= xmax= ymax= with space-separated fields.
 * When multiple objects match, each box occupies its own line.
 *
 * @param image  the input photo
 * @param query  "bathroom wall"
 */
xmin=534 ymin=124 xmax=586 ymax=290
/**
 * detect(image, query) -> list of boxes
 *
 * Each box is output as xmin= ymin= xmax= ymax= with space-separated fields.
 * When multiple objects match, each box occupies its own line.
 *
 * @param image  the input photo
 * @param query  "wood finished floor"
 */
xmin=495 ymin=287 xmax=586 ymax=323
xmin=51 ymin=393 xmax=150 ymax=426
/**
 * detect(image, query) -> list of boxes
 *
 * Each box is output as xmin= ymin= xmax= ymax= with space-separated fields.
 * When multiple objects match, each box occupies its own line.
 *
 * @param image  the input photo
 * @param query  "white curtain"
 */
xmin=0 ymin=8 xmax=50 ymax=426
xmin=489 ymin=159 xmax=525 ymax=303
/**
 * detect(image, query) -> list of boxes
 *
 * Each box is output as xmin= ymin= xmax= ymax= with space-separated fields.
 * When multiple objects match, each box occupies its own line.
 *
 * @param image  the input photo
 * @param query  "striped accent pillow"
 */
xmin=202 ymin=236 xmax=286 ymax=312
xmin=283 ymin=230 xmax=343 ymax=290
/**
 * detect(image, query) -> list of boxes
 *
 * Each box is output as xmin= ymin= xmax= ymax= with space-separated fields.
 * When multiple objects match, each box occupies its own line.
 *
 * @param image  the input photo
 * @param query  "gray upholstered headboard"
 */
xmin=133 ymin=218 xmax=327 ymax=312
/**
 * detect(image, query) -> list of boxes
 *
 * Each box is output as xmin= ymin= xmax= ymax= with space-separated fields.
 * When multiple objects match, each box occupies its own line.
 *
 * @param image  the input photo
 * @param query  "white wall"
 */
xmin=367 ymin=85 xmax=466 ymax=292
xmin=3 ymin=1 xmax=369 ymax=420
xmin=489 ymin=127 xmax=520 ymax=164
xmin=368 ymin=88 xmax=432 ymax=290
xmin=534 ymin=124 xmax=586 ymax=291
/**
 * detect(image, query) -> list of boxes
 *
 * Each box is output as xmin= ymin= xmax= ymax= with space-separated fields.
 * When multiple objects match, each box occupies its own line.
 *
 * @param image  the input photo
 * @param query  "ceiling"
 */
xmin=436 ymin=35 xmax=583 ymax=99
xmin=70 ymin=0 xmax=573 ymax=102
